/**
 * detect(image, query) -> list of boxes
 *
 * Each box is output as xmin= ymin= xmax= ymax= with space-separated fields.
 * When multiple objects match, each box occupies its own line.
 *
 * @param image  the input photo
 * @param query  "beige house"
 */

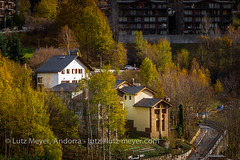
xmin=116 ymin=80 xmax=172 ymax=139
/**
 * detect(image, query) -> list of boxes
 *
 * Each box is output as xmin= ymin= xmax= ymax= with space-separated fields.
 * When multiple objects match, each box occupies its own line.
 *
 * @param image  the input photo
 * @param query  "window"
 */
xmin=119 ymin=17 xmax=127 ymax=22
xmin=67 ymin=69 xmax=70 ymax=74
xmin=72 ymin=69 xmax=78 ymax=74
xmin=130 ymin=10 xmax=136 ymax=15
xmin=37 ymin=77 xmax=43 ymax=83
xmin=223 ymin=4 xmax=231 ymax=8
xmin=144 ymin=17 xmax=149 ymax=22
xmin=78 ymin=69 xmax=83 ymax=74
xmin=155 ymin=109 xmax=159 ymax=114
xmin=158 ymin=17 xmax=167 ymax=22
xmin=144 ymin=24 xmax=149 ymax=29
xmin=184 ymin=17 xmax=192 ymax=22
xmin=150 ymin=24 xmax=155 ymax=29
xmin=201 ymin=10 xmax=206 ymax=16
xmin=162 ymin=114 xmax=165 ymax=131
xmin=156 ymin=120 xmax=160 ymax=131
xmin=129 ymin=96 xmax=131 ymax=100
xmin=137 ymin=24 xmax=141 ymax=29
xmin=135 ymin=17 xmax=141 ymax=22
xmin=162 ymin=109 xmax=166 ymax=113
xmin=125 ymin=96 xmax=127 ymax=100
xmin=195 ymin=17 xmax=201 ymax=22
xmin=209 ymin=3 xmax=214 ymax=8
xmin=214 ymin=17 xmax=220 ymax=22
xmin=130 ymin=24 xmax=136 ymax=29
xmin=150 ymin=17 xmax=155 ymax=22
xmin=72 ymin=80 xmax=78 ymax=83
xmin=184 ymin=10 xmax=192 ymax=15
xmin=61 ymin=70 xmax=65 ymax=74
xmin=61 ymin=81 xmax=70 ymax=83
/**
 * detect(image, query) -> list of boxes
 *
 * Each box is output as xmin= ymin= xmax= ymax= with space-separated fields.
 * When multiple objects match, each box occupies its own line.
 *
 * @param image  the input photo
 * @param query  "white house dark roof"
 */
xmin=119 ymin=86 xmax=145 ymax=94
xmin=50 ymin=83 xmax=78 ymax=92
xmin=35 ymin=55 xmax=93 ymax=73
xmin=134 ymin=98 xmax=162 ymax=107
xmin=118 ymin=86 xmax=156 ymax=95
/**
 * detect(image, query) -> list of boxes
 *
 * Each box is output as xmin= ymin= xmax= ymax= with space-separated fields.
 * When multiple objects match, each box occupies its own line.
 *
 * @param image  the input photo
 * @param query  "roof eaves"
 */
xmin=117 ymin=80 xmax=134 ymax=88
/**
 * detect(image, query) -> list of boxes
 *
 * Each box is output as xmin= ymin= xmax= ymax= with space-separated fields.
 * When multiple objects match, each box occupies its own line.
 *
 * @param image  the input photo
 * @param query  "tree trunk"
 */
xmin=108 ymin=105 xmax=111 ymax=160
xmin=101 ymin=105 xmax=105 ymax=160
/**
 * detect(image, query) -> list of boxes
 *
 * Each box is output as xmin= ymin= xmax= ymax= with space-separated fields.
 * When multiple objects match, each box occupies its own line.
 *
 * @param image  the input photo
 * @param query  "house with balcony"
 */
xmin=112 ymin=0 xmax=232 ymax=42
xmin=182 ymin=0 xmax=232 ymax=34
xmin=0 ymin=0 xmax=16 ymax=20
xmin=116 ymin=80 xmax=172 ymax=138
xmin=117 ymin=0 xmax=169 ymax=36
xmin=35 ymin=55 xmax=93 ymax=88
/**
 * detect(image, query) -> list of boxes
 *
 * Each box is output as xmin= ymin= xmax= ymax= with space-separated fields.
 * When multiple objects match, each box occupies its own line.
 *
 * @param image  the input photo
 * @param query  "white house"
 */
xmin=35 ymin=55 xmax=93 ymax=88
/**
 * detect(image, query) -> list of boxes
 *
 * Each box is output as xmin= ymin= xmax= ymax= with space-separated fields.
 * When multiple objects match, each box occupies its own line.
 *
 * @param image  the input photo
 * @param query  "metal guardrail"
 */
xmin=199 ymin=120 xmax=227 ymax=160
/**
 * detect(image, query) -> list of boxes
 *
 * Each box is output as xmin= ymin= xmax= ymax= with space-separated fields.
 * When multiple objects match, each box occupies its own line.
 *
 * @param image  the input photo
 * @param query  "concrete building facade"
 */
xmin=115 ymin=0 xmax=232 ymax=42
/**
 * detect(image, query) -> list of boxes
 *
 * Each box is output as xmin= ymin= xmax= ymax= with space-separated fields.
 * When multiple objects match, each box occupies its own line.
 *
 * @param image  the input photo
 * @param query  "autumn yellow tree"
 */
xmin=34 ymin=0 xmax=58 ymax=19
xmin=57 ymin=0 xmax=114 ymax=66
xmin=0 ymin=55 xmax=62 ymax=159
xmin=110 ymin=42 xmax=128 ymax=69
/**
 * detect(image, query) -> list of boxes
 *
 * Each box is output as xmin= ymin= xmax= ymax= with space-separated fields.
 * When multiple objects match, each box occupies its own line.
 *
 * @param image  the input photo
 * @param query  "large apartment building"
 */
xmin=0 ymin=0 xmax=16 ymax=20
xmin=182 ymin=0 xmax=232 ymax=34
xmin=116 ymin=0 xmax=232 ymax=37
xmin=118 ymin=0 xmax=169 ymax=36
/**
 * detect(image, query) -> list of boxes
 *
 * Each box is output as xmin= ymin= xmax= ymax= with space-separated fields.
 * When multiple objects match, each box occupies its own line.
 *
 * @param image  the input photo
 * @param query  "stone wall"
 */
xmin=119 ymin=35 xmax=205 ymax=44
xmin=144 ymin=148 xmax=193 ymax=160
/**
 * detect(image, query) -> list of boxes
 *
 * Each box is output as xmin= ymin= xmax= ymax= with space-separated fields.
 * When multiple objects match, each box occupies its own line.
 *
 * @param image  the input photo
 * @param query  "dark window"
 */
xmin=78 ymin=69 xmax=83 ymax=74
xmin=67 ymin=69 xmax=70 ymax=74
xmin=125 ymin=96 xmax=127 ymax=100
xmin=72 ymin=80 xmax=78 ymax=83
xmin=37 ymin=77 xmax=43 ymax=83
xmin=162 ymin=114 xmax=165 ymax=131
xmin=61 ymin=70 xmax=65 ymax=74
xmin=162 ymin=109 xmax=166 ymax=113
xmin=61 ymin=81 xmax=70 ymax=83
xmin=156 ymin=120 xmax=160 ymax=131
xmin=129 ymin=96 xmax=131 ymax=100
xmin=155 ymin=109 xmax=159 ymax=114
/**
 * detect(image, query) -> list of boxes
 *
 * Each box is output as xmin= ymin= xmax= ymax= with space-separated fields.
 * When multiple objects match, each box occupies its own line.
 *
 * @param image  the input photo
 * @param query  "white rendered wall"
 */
xmin=37 ymin=73 xmax=58 ymax=88
xmin=58 ymin=59 xmax=86 ymax=84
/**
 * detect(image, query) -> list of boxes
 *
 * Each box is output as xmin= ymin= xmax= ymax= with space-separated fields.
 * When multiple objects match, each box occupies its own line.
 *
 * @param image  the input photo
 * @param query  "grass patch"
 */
xmin=233 ymin=14 xmax=240 ymax=28
xmin=111 ymin=138 xmax=192 ymax=159
xmin=23 ymin=48 xmax=35 ymax=58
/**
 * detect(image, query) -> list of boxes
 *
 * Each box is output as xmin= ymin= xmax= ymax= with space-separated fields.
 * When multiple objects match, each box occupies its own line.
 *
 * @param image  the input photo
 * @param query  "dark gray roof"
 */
xmin=134 ymin=98 xmax=162 ymax=107
xmin=116 ymin=80 xmax=126 ymax=88
xmin=35 ymin=55 xmax=94 ymax=73
xmin=119 ymin=86 xmax=145 ymax=94
xmin=51 ymin=83 xmax=78 ymax=92
xmin=36 ymin=55 xmax=78 ymax=73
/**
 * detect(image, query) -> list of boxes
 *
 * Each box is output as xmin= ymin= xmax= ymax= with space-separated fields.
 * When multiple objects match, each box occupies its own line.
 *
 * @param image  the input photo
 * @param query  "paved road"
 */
xmin=188 ymin=124 xmax=219 ymax=160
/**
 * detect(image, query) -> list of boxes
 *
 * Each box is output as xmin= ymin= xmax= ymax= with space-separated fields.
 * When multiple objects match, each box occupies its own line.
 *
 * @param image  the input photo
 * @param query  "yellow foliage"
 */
xmin=214 ymin=79 xmax=223 ymax=93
